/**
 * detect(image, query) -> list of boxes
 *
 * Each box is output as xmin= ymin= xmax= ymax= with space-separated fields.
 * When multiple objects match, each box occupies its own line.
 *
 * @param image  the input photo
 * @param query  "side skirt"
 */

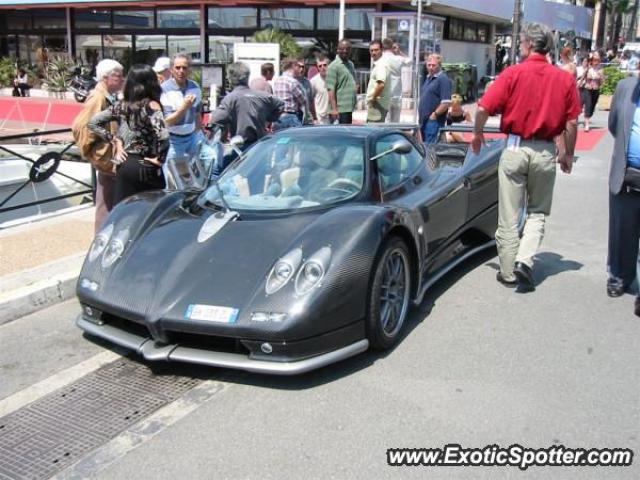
xmin=413 ymin=239 xmax=496 ymax=306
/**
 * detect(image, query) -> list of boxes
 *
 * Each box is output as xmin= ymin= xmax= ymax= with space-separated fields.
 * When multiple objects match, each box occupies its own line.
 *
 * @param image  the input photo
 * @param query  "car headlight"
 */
xmin=88 ymin=223 xmax=113 ymax=262
xmin=295 ymin=246 xmax=331 ymax=295
xmin=265 ymin=248 xmax=302 ymax=294
xmin=101 ymin=227 xmax=130 ymax=269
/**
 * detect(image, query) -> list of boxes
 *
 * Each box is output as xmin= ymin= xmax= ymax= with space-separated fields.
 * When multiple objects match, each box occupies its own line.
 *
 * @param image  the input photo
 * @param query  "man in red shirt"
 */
xmin=471 ymin=22 xmax=581 ymax=291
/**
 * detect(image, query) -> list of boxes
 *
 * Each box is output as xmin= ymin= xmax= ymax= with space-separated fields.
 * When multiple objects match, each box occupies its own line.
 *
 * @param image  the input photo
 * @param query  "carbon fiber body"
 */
xmin=76 ymin=126 xmax=503 ymax=373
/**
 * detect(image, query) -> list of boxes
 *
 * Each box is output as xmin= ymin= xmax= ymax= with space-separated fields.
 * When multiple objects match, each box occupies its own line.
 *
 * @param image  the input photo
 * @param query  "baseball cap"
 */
xmin=153 ymin=57 xmax=171 ymax=73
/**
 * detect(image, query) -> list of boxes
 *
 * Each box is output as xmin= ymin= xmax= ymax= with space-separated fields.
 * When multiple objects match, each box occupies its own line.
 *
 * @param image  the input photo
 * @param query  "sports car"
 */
xmin=76 ymin=124 xmax=504 ymax=375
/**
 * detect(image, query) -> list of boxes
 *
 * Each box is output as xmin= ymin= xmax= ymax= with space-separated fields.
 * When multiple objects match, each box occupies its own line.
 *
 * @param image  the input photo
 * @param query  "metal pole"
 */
xmin=339 ymin=0 xmax=346 ymax=41
xmin=511 ymin=0 xmax=522 ymax=64
xmin=414 ymin=0 xmax=423 ymax=124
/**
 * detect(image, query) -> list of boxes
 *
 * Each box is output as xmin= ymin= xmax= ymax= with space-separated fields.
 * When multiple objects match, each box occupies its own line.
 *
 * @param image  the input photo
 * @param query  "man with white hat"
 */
xmin=153 ymin=57 xmax=171 ymax=84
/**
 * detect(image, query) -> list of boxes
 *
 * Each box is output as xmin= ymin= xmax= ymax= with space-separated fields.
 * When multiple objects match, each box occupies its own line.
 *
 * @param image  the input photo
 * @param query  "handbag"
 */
xmin=624 ymin=166 xmax=640 ymax=191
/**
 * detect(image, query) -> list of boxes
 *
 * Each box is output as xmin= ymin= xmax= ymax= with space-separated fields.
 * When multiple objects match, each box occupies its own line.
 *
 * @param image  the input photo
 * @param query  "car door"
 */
xmin=373 ymin=134 xmax=468 ymax=276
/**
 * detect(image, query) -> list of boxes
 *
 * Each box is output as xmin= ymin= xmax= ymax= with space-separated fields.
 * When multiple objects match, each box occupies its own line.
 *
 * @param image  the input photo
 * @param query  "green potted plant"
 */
xmin=598 ymin=65 xmax=628 ymax=110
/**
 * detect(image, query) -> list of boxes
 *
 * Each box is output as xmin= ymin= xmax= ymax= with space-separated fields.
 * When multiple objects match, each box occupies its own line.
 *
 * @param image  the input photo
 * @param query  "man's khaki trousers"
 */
xmin=496 ymin=140 xmax=556 ymax=282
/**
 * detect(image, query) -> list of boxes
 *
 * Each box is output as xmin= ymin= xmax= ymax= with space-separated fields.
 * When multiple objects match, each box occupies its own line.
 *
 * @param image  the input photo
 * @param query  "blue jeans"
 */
xmin=273 ymin=113 xmax=302 ymax=131
xmin=163 ymin=131 xmax=205 ymax=189
xmin=422 ymin=119 xmax=442 ymax=145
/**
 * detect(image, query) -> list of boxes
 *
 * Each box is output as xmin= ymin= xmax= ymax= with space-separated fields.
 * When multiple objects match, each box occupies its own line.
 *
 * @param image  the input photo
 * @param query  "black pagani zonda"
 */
xmin=76 ymin=125 xmax=504 ymax=374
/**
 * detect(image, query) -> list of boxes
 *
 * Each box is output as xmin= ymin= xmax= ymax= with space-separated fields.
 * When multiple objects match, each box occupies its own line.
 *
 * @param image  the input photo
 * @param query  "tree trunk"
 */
xmin=614 ymin=10 xmax=624 ymax=50
xmin=627 ymin=0 xmax=639 ymax=41
xmin=607 ymin=3 xmax=617 ymax=49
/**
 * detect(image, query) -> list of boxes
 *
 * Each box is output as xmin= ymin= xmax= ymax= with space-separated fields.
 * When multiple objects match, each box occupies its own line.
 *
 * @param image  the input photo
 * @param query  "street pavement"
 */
xmin=0 ymin=107 xmax=638 ymax=479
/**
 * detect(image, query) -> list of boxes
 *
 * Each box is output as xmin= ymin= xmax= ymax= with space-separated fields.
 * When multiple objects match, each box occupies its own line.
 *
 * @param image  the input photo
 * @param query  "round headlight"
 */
xmin=303 ymin=262 xmax=323 ymax=283
xmin=294 ymin=246 xmax=331 ymax=296
xmin=275 ymin=262 xmax=293 ymax=281
xmin=265 ymin=248 xmax=302 ymax=295
xmin=88 ymin=224 xmax=113 ymax=262
xmin=101 ymin=228 xmax=130 ymax=268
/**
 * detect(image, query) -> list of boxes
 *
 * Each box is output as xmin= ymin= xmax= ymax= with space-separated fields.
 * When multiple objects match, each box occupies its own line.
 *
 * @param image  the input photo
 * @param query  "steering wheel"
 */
xmin=311 ymin=177 xmax=360 ymax=202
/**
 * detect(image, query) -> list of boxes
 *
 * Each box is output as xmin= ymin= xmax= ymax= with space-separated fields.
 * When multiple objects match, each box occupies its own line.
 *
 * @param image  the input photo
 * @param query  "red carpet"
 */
xmin=574 ymin=127 xmax=607 ymax=151
xmin=0 ymin=98 xmax=82 ymax=130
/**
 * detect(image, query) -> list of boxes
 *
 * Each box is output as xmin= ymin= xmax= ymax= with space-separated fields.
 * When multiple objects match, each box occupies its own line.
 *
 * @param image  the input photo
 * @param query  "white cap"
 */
xmin=153 ymin=57 xmax=171 ymax=73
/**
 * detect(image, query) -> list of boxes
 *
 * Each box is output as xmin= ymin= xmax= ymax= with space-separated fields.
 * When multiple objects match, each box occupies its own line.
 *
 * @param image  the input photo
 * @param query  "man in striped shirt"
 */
xmin=327 ymin=39 xmax=357 ymax=124
xmin=272 ymin=58 xmax=306 ymax=131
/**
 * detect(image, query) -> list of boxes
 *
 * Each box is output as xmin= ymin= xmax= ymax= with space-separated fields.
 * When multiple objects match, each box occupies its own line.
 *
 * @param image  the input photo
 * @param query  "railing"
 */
xmin=0 ymin=128 xmax=95 ymax=216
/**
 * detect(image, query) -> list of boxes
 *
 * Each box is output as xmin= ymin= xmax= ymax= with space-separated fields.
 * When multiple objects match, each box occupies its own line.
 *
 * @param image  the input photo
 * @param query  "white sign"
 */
xmin=234 ymin=43 xmax=280 ymax=85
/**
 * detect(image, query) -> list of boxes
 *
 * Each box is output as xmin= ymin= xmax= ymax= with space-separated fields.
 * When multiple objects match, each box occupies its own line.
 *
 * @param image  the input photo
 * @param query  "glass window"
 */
xmin=0 ymin=35 xmax=18 ymax=58
xmin=463 ymin=22 xmax=477 ymax=42
xmin=43 ymin=35 xmax=68 ymax=55
xmin=134 ymin=35 xmax=166 ymax=64
xmin=449 ymin=19 xmax=463 ymax=40
xmin=75 ymin=9 xmax=111 ymax=29
xmin=6 ymin=11 xmax=31 ymax=30
xmin=208 ymin=8 xmax=257 ymax=29
xmin=33 ymin=9 xmax=67 ymax=30
xmin=209 ymin=36 xmax=243 ymax=64
xmin=103 ymin=34 xmax=132 ymax=70
xmin=317 ymin=8 xmax=373 ymax=30
xmin=376 ymin=134 xmax=421 ymax=191
xmin=113 ymin=10 xmax=154 ymax=29
xmin=261 ymin=8 xmax=313 ymax=30
xmin=157 ymin=9 xmax=200 ymax=29
xmin=478 ymin=24 xmax=489 ymax=43
xmin=18 ymin=35 xmax=42 ymax=66
xmin=168 ymin=35 xmax=201 ymax=64
xmin=76 ymin=35 xmax=102 ymax=67
xmin=199 ymin=132 xmax=365 ymax=211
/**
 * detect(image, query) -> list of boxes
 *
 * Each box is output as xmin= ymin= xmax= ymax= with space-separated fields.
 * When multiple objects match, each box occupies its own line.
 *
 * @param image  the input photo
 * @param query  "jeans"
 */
xmin=422 ymin=119 xmax=442 ymax=145
xmin=163 ymin=131 xmax=204 ymax=189
xmin=273 ymin=113 xmax=302 ymax=131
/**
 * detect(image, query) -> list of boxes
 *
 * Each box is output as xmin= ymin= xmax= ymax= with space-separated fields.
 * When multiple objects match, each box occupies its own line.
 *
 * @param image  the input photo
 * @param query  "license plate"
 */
xmin=185 ymin=304 xmax=239 ymax=323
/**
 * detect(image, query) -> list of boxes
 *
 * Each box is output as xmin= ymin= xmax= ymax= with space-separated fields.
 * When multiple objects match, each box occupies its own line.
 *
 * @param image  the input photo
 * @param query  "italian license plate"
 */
xmin=185 ymin=304 xmax=239 ymax=323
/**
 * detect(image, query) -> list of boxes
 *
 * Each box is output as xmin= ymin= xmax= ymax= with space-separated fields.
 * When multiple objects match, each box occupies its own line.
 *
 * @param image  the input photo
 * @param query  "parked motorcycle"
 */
xmin=69 ymin=67 xmax=96 ymax=103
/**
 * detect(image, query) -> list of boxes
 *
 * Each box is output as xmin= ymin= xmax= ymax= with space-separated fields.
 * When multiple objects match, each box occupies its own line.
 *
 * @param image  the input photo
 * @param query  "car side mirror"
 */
xmin=370 ymin=140 xmax=412 ymax=162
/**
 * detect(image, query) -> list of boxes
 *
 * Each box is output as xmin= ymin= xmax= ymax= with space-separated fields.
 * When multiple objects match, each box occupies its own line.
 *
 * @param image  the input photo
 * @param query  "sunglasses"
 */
xmin=317 ymin=64 xmax=328 ymax=68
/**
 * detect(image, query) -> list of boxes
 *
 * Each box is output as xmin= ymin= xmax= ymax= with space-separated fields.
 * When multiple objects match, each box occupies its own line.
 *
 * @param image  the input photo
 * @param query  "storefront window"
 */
xmin=114 ymin=10 xmax=154 ymax=30
xmin=0 ymin=35 xmax=18 ymax=58
xmin=6 ymin=11 xmax=31 ymax=30
xmin=18 ymin=35 xmax=42 ymax=66
xmin=33 ymin=9 xmax=67 ymax=30
xmin=168 ymin=35 xmax=201 ymax=63
xmin=75 ymin=10 xmax=111 ymax=29
xmin=208 ymin=36 xmax=243 ymax=63
xmin=43 ymin=35 xmax=68 ymax=55
xmin=208 ymin=8 xmax=257 ymax=29
xmin=261 ymin=8 xmax=313 ymax=30
xmin=134 ymin=35 xmax=167 ymax=64
xmin=463 ymin=22 xmax=477 ymax=42
xmin=158 ymin=9 xmax=200 ymax=29
xmin=317 ymin=8 xmax=373 ymax=30
xmin=76 ymin=35 xmax=102 ymax=67
xmin=103 ymin=34 xmax=132 ymax=69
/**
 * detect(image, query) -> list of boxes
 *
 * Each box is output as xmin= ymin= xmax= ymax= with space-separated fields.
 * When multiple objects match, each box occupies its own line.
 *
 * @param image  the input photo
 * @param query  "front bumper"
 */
xmin=77 ymin=315 xmax=369 ymax=375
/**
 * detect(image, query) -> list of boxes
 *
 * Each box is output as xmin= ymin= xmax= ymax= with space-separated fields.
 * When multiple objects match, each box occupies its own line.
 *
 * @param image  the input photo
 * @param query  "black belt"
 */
xmin=280 ymin=111 xmax=298 ymax=116
xmin=169 ymin=131 xmax=194 ymax=137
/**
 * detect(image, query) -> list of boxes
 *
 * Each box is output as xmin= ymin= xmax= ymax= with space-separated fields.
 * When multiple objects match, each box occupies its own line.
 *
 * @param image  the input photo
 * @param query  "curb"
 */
xmin=0 ymin=253 xmax=84 ymax=325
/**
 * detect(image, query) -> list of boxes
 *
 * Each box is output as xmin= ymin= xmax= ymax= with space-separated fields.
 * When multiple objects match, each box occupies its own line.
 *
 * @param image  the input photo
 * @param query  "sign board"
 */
xmin=233 ymin=43 xmax=280 ymax=85
xmin=201 ymin=65 xmax=223 ymax=89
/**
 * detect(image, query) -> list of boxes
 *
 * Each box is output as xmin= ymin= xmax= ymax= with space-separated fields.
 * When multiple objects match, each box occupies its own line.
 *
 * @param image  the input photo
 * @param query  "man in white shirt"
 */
xmin=310 ymin=54 xmax=330 ymax=124
xmin=382 ymin=38 xmax=411 ymax=123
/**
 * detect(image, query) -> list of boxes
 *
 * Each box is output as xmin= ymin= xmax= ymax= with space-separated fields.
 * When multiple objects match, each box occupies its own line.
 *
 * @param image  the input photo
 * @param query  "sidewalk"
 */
xmin=0 ymin=206 xmax=95 ymax=325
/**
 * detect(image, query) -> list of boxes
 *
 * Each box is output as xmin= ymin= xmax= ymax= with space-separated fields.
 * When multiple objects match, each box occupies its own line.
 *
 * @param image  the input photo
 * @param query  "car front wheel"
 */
xmin=366 ymin=237 xmax=412 ymax=350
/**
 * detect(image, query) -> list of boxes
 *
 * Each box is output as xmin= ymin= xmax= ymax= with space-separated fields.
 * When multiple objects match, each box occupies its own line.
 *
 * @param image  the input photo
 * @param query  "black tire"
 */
xmin=366 ymin=236 xmax=412 ymax=350
xmin=74 ymin=92 xmax=86 ymax=103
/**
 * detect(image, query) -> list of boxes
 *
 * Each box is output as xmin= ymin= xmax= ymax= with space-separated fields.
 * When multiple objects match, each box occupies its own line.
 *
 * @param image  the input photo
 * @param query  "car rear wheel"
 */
xmin=366 ymin=237 xmax=412 ymax=350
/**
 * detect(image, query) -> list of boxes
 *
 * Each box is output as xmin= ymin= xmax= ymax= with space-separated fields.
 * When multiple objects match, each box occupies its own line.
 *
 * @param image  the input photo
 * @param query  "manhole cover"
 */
xmin=0 ymin=358 xmax=201 ymax=480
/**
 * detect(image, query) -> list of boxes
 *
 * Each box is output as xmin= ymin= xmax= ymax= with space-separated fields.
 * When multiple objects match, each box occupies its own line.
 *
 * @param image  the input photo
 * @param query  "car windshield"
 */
xmin=200 ymin=132 xmax=365 ymax=211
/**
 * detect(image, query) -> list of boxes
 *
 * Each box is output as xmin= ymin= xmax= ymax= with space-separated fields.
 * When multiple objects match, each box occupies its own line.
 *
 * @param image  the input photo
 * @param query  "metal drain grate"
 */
xmin=0 ymin=358 xmax=202 ymax=480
